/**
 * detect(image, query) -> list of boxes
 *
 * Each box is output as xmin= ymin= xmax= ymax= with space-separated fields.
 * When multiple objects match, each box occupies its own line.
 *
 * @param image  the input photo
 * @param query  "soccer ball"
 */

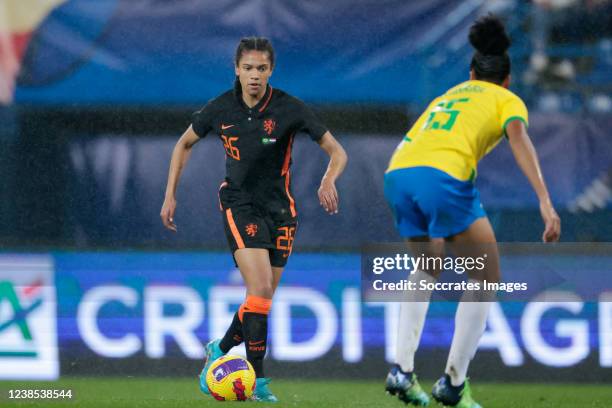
xmin=206 ymin=355 xmax=256 ymax=401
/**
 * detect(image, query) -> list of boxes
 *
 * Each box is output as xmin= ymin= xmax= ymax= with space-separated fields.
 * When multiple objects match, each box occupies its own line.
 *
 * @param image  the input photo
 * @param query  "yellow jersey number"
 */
xmin=422 ymin=97 xmax=470 ymax=132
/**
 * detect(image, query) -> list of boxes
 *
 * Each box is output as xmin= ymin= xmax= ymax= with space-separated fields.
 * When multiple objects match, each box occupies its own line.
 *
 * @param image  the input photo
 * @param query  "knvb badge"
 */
xmin=0 ymin=256 xmax=58 ymax=379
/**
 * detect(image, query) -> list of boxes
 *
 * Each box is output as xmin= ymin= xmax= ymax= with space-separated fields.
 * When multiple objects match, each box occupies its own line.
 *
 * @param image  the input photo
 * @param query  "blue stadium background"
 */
xmin=0 ymin=0 xmax=611 ymax=382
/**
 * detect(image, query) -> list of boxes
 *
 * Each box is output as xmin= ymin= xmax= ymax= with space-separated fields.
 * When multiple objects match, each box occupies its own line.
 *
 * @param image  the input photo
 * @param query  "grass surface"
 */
xmin=1 ymin=378 xmax=611 ymax=407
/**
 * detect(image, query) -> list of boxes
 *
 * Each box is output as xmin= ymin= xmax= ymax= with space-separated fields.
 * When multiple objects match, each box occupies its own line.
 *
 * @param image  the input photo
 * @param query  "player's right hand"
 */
xmin=539 ymin=200 xmax=560 ymax=242
xmin=318 ymin=178 xmax=339 ymax=215
xmin=160 ymin=196 xmax=178 ymax=232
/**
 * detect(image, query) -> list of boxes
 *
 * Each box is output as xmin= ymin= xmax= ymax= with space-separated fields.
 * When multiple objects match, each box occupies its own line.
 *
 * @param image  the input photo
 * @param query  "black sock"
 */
xmin=445 ymin=374 xmax=465 ymax=397
xmin=219 ymin=311 xmax=243 ymax=353
xmin=395 ymin=364 xmax=413 ymax=378
xmin=243 ymin=312 xmax=268 ymax=378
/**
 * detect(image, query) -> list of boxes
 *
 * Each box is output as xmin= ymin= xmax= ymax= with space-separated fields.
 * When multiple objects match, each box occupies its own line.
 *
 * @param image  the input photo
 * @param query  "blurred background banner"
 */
xmin=2 ymin=252 xmax=611 ymax=381
xmin=61 ymin=115 xmax=611 ymax=248
xmin=8 ymin=0 xmax=507 ymax=105
xmin=6 ymin=0 xmax=610 ymax=106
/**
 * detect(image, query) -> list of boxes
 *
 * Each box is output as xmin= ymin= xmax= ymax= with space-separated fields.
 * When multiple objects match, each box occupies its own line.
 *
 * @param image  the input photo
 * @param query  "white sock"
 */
xmin=445 ymin=279 xmax=493 ymax=386
xmin=395 ymin=269 xmax=436 ymax=373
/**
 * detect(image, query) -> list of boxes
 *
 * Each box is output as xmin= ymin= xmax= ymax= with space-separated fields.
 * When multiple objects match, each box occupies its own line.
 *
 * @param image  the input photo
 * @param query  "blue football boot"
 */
xmin=251 ymin=377 xmax=278 ymax=402
xmin=198 ymin=339 xmax=224 ymax=395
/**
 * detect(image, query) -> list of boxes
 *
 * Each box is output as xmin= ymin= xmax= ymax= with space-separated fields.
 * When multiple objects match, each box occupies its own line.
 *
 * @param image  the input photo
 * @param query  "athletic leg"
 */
xmin=233 ymin=243 xmax=293 ymax=402
xmin=445 ymin=217 xmax=498 ymax=385
xmin=218 ymin=264 xmax=283 ymax=354
xmin=200 ymin=248 xmax=273 ymax=396
xmin=395 ymin=237 xmax=443 ymax=373
xmin=432 ymin=217 xmax=497 ymax=407
xmin=232 ymin=248 xmax=274 ymax=380
xmin=387 ymin=237 xmax=443 ymax=405
xmin=383 ymin=169 xmax=435 ymax=404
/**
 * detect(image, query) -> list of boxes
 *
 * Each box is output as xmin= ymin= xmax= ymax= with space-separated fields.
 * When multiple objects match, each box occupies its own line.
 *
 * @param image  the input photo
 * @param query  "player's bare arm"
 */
xmin=160 ymin=125 xmax=201 ymax=232
xmin=506 ymin=120 xmax=561 ymax=242
xmin=317 ymin=131 xmax=348 ymax=215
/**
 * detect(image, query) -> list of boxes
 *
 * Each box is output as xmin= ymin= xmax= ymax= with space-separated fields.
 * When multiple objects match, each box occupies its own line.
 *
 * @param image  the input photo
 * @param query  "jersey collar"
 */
xmin=235 ymin=84 xmax=274 ymax=114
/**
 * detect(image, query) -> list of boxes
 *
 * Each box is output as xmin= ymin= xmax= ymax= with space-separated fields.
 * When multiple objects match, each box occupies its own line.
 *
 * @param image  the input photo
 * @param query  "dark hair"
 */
xmin=234 ymin=37 xmax=275 ymax=94
xmin=469 ymin=14 xmax=511 ymax=84
xmin=235 ymin=37 xmax=275 ymax=67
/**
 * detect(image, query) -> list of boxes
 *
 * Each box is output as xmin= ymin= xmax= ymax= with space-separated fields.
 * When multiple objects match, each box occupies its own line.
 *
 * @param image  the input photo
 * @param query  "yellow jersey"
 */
xmin=387 ymin=80 xmax=528 ymax=181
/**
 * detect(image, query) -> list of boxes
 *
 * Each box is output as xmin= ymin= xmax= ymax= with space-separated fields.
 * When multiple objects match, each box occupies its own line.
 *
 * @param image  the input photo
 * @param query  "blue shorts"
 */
xmin=384 ymin=167 xmax=486 ymax=239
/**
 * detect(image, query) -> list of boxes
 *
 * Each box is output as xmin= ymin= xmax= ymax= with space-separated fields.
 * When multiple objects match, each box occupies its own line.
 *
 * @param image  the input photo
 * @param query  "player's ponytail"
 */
xmin=469 ymin=14 xmax=511 ymax=84
xmin=233 ymin=37 xmax=275 ymax=94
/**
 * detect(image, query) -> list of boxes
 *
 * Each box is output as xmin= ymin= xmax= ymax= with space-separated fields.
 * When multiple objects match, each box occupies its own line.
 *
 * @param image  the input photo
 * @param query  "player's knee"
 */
xmin=250 ymin=282 xmax=273 ymax=298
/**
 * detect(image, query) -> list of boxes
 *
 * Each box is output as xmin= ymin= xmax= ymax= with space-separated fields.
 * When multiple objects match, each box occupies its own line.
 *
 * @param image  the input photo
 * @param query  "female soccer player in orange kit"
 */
xmin=161 ymin=37 xmax=347 ymax=402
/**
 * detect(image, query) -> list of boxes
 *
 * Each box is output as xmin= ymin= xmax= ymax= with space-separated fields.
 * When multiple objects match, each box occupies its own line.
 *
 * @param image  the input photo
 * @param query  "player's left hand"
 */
xmin=540 ymin=200 xmax=560 ymax=242
xmin=160 ymin=196 xmax=178 ymax=232
xmin=318 ymin=178 xmax=339 ymax=214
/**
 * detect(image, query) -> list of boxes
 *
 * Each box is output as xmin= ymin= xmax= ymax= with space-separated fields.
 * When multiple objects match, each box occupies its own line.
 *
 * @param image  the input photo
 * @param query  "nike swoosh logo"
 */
xmin=248 ymin=340 xmax=265 ymax=346
xmin=221 ymin=124 xmax=234 ymax=130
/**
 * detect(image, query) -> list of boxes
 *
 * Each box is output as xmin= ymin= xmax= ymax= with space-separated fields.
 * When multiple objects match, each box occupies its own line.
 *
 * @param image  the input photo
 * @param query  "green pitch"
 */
xmin=1 ymin=378 xmax=611 ymax=407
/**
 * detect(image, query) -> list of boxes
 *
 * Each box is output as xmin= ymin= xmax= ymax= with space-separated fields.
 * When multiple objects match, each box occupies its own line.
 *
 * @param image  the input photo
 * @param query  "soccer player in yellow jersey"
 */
xmin=383 ymin=15 xmax=561 ymax=408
